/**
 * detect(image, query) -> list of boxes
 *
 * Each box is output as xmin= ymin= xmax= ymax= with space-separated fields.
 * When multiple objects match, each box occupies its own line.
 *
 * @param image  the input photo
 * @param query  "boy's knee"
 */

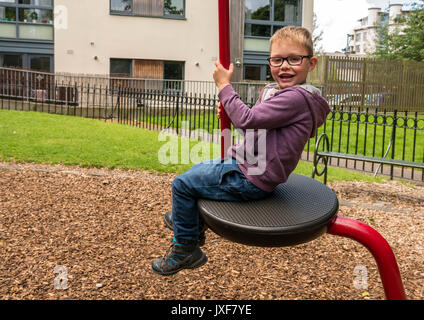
xmin=172 ymin=176 xmax=187 ymax=193
xmin=172 ymin=176 xmax=182 ymax=190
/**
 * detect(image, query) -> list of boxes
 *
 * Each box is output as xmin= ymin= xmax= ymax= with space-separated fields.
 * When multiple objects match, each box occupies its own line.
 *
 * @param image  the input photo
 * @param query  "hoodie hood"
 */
xmin=259 ymin=83 xmax=330 ymax=138
xmin=296 ymin=84 xmax=330 ymax=138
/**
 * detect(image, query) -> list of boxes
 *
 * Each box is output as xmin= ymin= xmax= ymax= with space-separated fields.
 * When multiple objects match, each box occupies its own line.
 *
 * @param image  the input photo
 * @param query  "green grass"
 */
xmin=0 ymin=109 xmax=206 ymax=173
xmin=0 ymin=109 xmax=388 ymax=183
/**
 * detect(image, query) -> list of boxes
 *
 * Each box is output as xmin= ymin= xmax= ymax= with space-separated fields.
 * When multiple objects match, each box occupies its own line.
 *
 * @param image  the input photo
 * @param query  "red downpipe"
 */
xmin=218 ymin=0 xmax=232 ymax=159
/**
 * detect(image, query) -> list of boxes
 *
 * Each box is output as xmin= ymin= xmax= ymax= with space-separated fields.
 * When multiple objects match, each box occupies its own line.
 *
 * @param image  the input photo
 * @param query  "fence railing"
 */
xmin=306 ymin=106 xmax=424 ymax=181
xmin=1 ymin=66 xmax=423 ymax=182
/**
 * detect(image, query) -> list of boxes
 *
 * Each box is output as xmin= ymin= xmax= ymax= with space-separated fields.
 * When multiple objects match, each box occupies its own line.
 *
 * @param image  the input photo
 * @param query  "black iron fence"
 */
xmin=1 ymin=67 xmax=423 ymax=182
xmin=307 ymin=106 xmax=424 ymax=181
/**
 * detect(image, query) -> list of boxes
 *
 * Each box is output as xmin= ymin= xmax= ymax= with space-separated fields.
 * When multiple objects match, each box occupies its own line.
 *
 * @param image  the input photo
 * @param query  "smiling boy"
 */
xmin=213 ymin=26 xmax=330 ymax=192
xmin=152 ymin=26 xmax=330 ymax=276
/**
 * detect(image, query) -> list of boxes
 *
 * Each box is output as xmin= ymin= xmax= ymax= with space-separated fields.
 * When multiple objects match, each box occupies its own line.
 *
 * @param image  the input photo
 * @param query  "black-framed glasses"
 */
xmin=267 ymin=55 xmax=312 ymax=67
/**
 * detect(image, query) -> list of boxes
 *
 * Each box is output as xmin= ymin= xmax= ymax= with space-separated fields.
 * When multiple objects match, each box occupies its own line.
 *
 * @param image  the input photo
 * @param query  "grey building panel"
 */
xmin=0 ymin=40 xmax=54 ymax=55
xmin=244 ymin=51 xmax=268 ymax=65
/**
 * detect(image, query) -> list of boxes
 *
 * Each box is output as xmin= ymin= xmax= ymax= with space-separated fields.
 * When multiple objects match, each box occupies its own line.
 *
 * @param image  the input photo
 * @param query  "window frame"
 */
xmin=109 ymin=0 xmax=186 ymax=20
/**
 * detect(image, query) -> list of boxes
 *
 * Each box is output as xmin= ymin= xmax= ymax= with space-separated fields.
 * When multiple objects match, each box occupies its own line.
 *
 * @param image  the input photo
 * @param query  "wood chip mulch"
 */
xmin=0 ymin=161 xmax=423 ymax=300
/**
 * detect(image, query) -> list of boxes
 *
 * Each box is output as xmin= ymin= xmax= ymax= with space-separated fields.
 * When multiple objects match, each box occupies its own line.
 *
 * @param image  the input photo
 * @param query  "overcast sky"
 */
xmin=314 ymin=0 xmax=415 ymax=52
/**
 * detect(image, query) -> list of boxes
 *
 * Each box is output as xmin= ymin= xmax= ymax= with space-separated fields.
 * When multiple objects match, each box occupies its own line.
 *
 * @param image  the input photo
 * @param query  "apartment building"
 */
xmin=1 ymin=0 xmax=314 ymax=81
xmin=347 ymin=3 xmax=408 ymax=55
xmin=0 ymin=0 xmax=54 ymax=71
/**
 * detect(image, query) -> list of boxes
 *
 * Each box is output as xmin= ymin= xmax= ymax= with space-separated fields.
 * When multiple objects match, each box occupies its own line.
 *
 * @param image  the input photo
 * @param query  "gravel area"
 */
xmin=0 ymin=161 xmax=423 ymax=300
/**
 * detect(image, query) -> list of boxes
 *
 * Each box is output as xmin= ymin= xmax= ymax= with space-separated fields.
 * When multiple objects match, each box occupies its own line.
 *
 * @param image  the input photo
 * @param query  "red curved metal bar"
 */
xmin=218 ymin=0 xmax=232 ymax=158
xmin=327 ymin=216 xmax=406 ymax=300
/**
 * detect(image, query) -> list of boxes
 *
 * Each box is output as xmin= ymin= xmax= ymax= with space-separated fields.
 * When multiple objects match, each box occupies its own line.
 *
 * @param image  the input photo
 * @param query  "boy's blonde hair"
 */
xmin=270 ymin=26 xmax=314 ymax=56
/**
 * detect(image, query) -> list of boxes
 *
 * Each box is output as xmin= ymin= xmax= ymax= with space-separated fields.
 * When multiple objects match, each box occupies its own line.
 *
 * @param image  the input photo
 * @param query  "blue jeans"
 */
xmin=171 ymin=158 xmax=271 ymax=245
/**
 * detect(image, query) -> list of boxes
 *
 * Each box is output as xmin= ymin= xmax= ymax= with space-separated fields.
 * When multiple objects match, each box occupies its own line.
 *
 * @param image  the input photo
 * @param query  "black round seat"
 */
xmin=198 ymin=174 xmax=339 ymax=247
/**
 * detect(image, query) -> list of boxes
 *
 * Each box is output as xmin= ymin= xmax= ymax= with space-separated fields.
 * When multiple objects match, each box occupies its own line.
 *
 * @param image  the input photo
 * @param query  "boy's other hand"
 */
xmin=213 ymin=61 xmax=234 ymax=92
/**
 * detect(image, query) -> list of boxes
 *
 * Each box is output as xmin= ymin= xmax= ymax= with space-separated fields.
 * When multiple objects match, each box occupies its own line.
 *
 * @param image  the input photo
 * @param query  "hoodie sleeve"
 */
xmin=218 ymin=84 xmax=312 ymax=130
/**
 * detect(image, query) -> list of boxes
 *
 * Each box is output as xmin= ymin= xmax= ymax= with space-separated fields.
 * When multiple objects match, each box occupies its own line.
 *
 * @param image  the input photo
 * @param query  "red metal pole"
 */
xmin=327 ymin=216 xmax=406 ymax=300
xmin=218 ymin=0 xmax=232 ymax=159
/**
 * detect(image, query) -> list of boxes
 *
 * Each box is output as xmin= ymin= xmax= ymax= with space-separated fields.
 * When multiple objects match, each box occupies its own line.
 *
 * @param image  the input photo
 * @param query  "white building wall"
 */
xmin=55 ymin=0 xmax=219 ymax=81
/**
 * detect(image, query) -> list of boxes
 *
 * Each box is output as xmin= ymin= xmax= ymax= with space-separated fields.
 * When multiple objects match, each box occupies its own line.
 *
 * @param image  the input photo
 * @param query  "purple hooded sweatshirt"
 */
xmin=218 ymin=83 xmax=330 ymax=192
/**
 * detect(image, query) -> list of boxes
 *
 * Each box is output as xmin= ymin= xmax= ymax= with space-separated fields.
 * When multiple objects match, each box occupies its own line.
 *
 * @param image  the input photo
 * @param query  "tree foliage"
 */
xmin=373 ymin=1 xmax=424 ymax=61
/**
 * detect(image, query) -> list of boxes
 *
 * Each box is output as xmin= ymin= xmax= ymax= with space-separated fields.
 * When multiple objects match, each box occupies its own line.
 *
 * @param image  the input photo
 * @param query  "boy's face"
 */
xmin=269 ymin=39 xmax=317 ymax=90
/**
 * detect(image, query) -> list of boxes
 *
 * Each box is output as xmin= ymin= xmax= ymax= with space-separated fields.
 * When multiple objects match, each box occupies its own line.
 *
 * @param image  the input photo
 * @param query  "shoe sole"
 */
xmin=152 ymin=253 xmax=208 ymax=276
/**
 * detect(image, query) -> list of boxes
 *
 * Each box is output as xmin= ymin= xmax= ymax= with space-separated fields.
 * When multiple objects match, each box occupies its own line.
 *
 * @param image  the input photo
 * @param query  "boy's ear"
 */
xmin=308 ymin=56 xmax=318 ymax=72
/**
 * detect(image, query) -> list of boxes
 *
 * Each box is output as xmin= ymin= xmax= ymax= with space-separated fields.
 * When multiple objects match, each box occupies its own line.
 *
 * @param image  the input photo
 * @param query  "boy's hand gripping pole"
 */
xmin=218 ymin=0 xmax=231 ymax=159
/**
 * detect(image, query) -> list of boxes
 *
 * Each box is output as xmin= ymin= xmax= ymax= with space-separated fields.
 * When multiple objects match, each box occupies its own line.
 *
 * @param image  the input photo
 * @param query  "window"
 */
xmin=273 ymin=0 xmax=299 ymax=23
xmin=0 ymin=53 xmax=23 ymax=68
xmin=245 ymin=24 xmax=271 ymax=37
xmin=0 ymin=0 xmax=54 ymax=40
xmin=30 ymin=55 xmax=50 ymax=71
xmin=244 ymin=0 xmax=301 ymax=52
xmin=110 ymin=0 xmax=185 ymax=19
xmin=0 ymin=6 xmax=16 ymax=21
xmin=245 ymin=0 xmax=270 ymax=21
xmin=164 ymin=61 xmax=184 ymax=80
xmin=245 ymin=0 xmax=301 ymax=38
xmin=244 ymin=64 xmax=271 ymax=81
xmin=19 ymin=8 xmax=53 ymax=24
xmin=164 ymin=0 xmax=184 ymax=17
xmin=0 ymin=53 xmax=52 ymax=71
xmin=110 ymin=0 xmax=132 ymax=13
xmin=244 ymin=65 xmax=262 ymax=80
xmin=380 ymin=14 xmax=388 ymax=25
xmin=18 ymin=0 xmax=53 ymax=5
xmin=110 ymin=58 xmax=185 ymax=81
xmin=110 ymin=58 xmax=132 ymax=77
